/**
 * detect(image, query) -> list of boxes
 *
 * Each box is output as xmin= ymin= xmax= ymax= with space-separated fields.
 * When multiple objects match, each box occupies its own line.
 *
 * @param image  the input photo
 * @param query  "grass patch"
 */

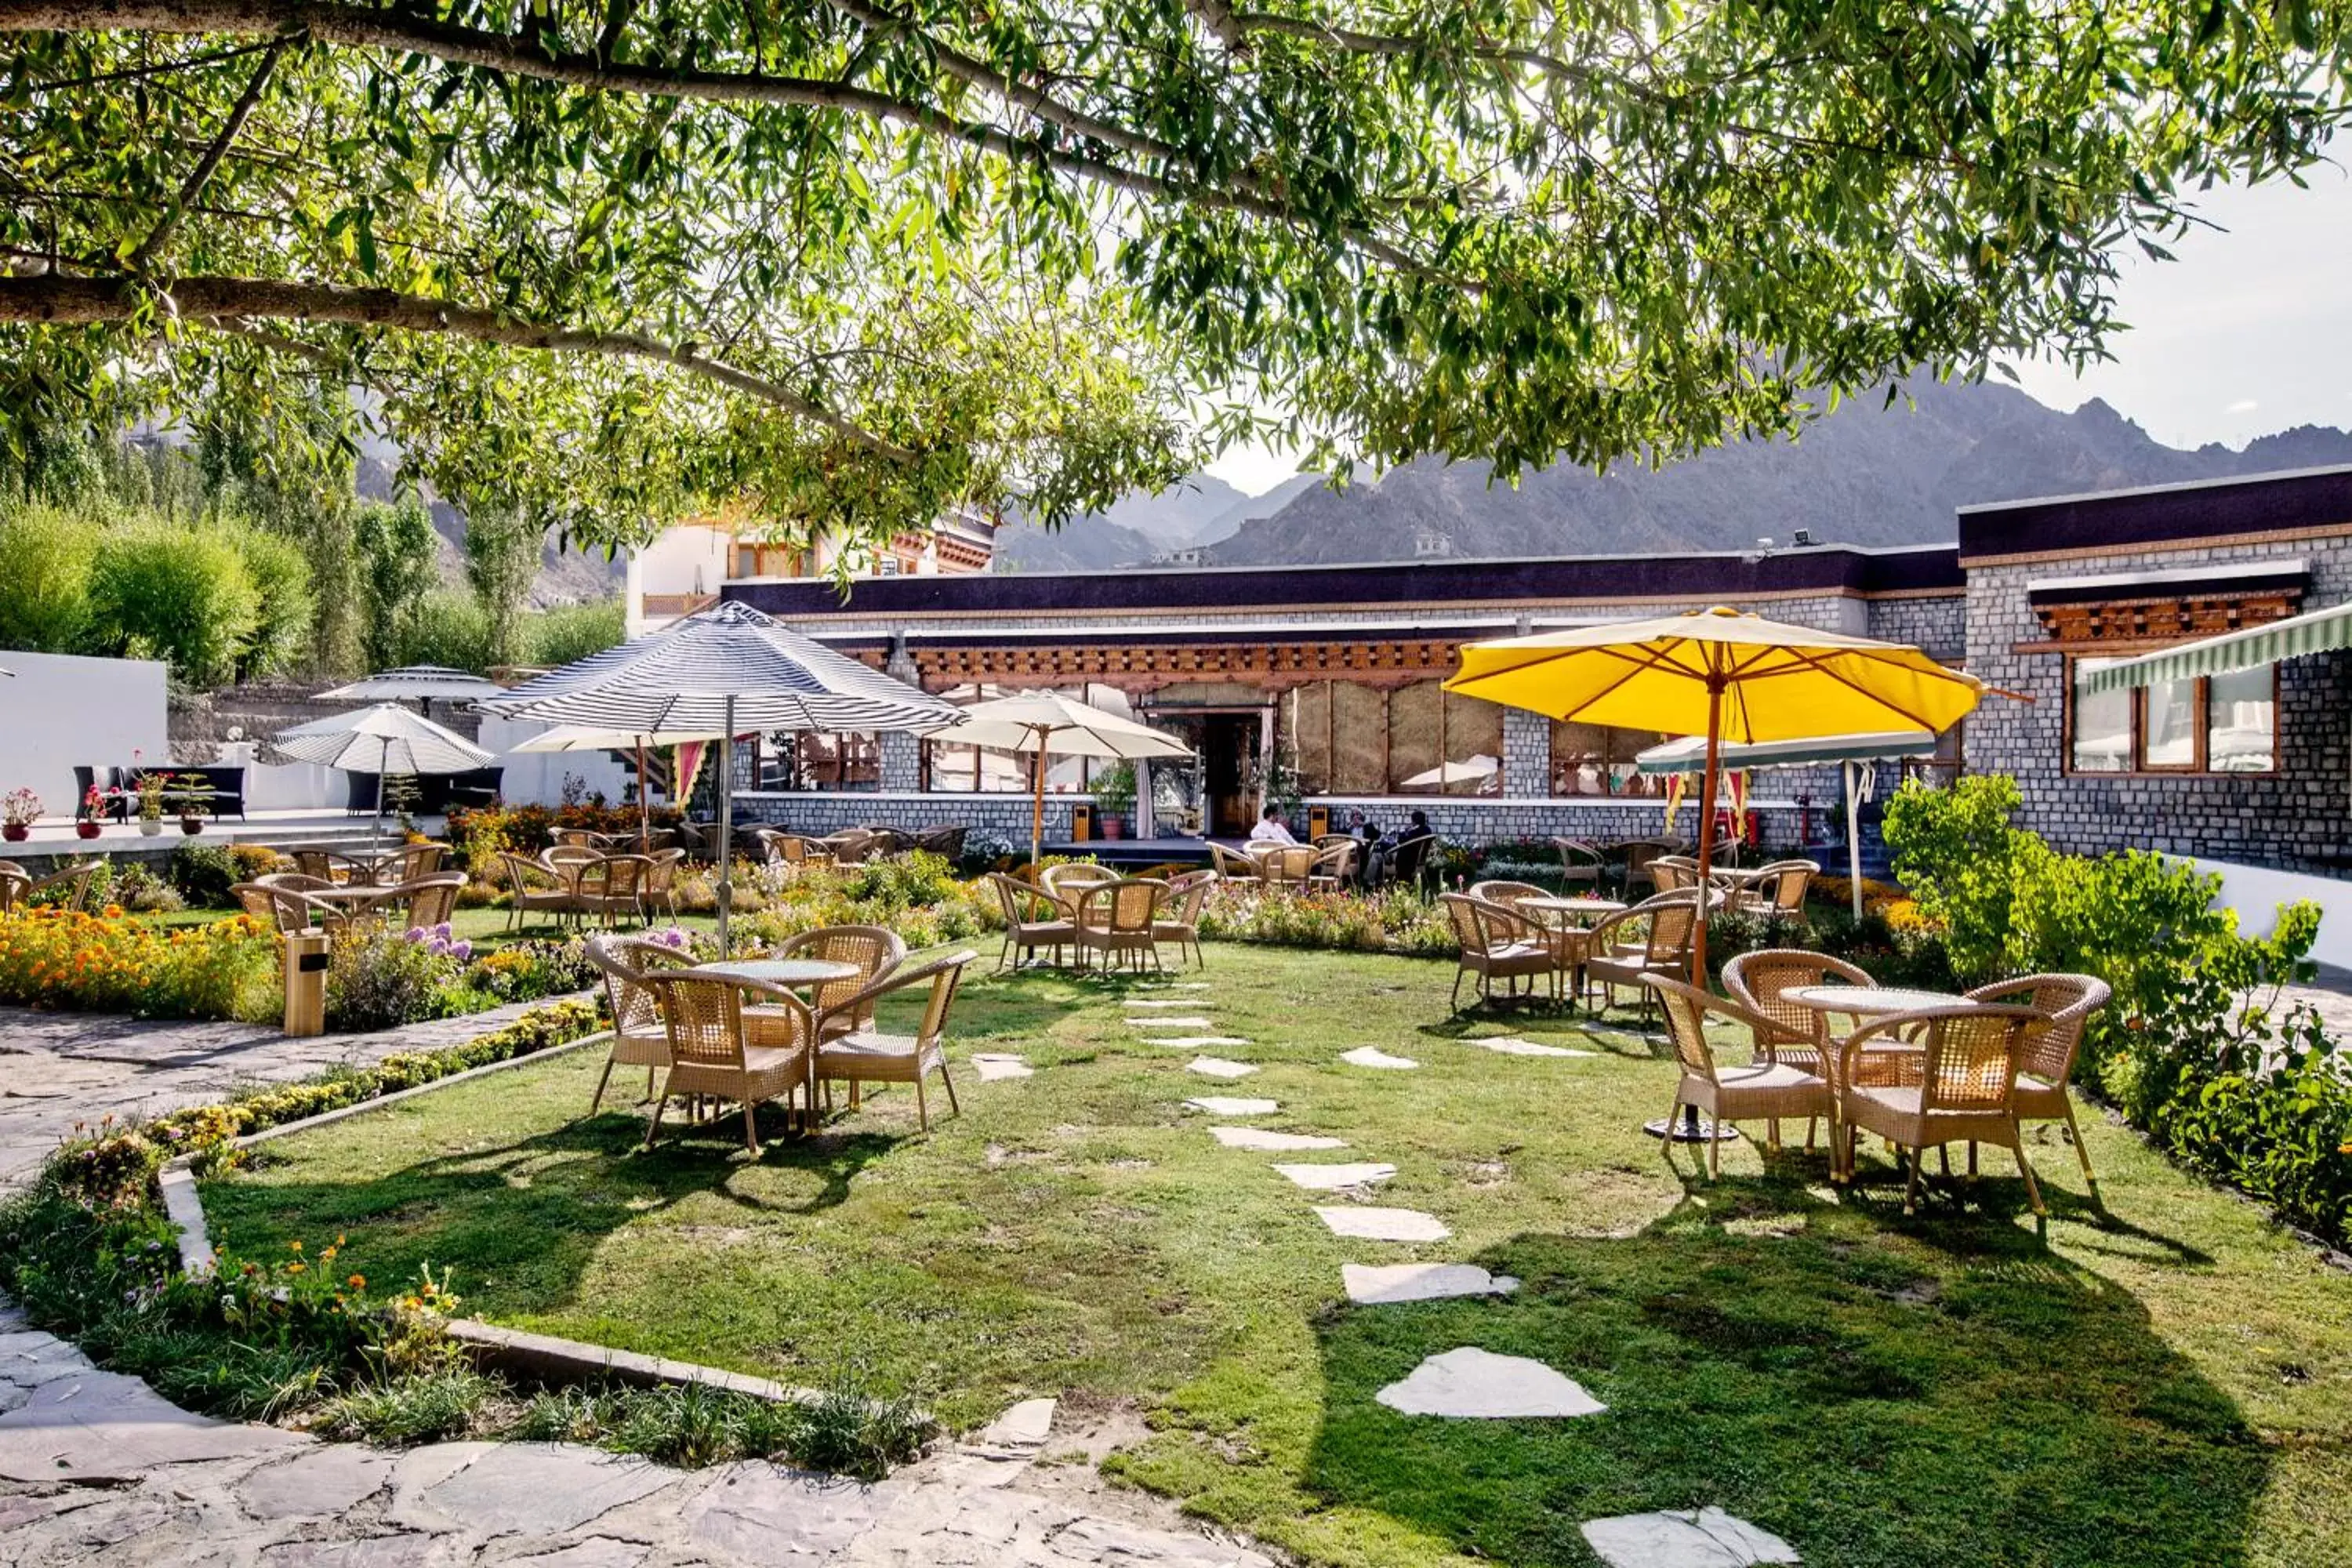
xmin=201 ymin=944 xmax=2352 ymax=1567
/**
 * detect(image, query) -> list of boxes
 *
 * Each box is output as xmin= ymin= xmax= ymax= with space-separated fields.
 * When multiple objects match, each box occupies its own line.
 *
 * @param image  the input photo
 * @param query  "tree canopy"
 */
xmin=2 ymin=0 xmax=2344 ymax=548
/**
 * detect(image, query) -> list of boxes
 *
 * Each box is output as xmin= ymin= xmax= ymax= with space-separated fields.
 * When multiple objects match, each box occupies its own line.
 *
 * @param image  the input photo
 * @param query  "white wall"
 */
xmin=2190 ymin=856 xmax=2352 ymax=971
xmin=477 ymin=717 xmax=633 ymax=807
xmin=0 ymin=650 xmax=169 ymax=818
xmin=626 ymin=524 xmax=733 ymax=636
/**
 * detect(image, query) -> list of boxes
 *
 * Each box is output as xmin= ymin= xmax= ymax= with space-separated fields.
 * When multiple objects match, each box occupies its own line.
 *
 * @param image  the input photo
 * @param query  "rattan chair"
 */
xmin=1552 ymin=837 xmax=1606 ymax=891
xmin=755 ymin=829 xmax=830 ymax=874
xmin=811 ymin=949 xmax=975 ymax=1132
xmin=1073 ymin=877 xmax=1169 ymax=974
xmin=642 ymin=972 xmax=816 ymax=1154
xmin=232 ymin=877 xmax=339 ymax=935
xmin=1041 ymin=862 xmax=1118 ymax=913
xmin=499 ymin=851 xmax=583 ymax=931
xmin=1618 ymin=838 xmax=1678 ymax=897
xmin=18 ymin=860 xmax=104 ymax=913
xmin=1643 ymin=974 xmax=1836 ymax=1178
xmin=818 ymin=829 xmax=879 ymax=866
xmin=1735 ymin=858 xmax=1820 ymax=917
xmin=1963 ymin=973 xmax=2114 ymax=1201
xmin=1258 ymin=845 xmax=1317 ymax=891
xmin=584 ymin=933 xmax=698 ymax=1116
xmin=1648 ymin=855 xmax=1702 ymax=892
xmin=386 ymin=842 xmax=450 ymax=880
xmin=1306 ymin=840 xmax=1358 ymax=890
xmin=774 ymin=924 xmax=906 ymax=1042
xmin=1439 ymin=891 xmax=1555 ymax=1009
xmin=1583 ymin=890 xmax=1711 ymax=1022
xmin=1722 ymin=948 xmax=1876 ymax=1149
xmin=0 ymin=863 xmax=27 ymax=913
xmin=643 ymin=848 xmax=687 ymax=919
xmin=1207 ymin=844 xmax=1262 ymax=886
xmin=575 ymin=854 xmax=652 ymax=927
xmin=986 ymin=872 xmax=1076 ymax=970
xmin=1838 ymin=1004 xmax=2049 ymax=1214
xmin=1153 ymin=869 xmax=1218 ymax=970
xmin=378 ymin=871 xmax=466 ymax=929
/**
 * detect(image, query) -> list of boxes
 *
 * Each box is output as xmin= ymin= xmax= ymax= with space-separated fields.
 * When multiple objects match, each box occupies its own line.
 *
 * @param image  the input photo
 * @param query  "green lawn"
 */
xmin=201 ymin=944 xmax=2352 ymax=1568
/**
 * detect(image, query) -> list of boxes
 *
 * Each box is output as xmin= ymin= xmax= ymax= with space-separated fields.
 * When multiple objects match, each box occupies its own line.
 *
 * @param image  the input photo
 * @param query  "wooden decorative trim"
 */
xmin=2028 ymin=590 xmax=2302 ymax=648
xmin=896 ymin=638 xmax=1474 ymax=694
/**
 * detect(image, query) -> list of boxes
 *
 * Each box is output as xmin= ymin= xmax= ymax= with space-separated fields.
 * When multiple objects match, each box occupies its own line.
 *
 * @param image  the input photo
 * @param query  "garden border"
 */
xmin=157 ymin=1022 xmax=833 ymax=1408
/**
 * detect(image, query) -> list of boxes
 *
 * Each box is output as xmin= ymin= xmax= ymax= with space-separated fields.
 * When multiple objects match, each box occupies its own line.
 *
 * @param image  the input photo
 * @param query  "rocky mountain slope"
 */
xmin=1029 ymin=381 xmax=2352 ymax=570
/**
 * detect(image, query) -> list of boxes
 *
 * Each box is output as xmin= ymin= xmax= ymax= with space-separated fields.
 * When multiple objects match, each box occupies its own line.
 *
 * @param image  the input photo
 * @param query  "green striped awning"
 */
xmin=2084 ymin=601 xmax=2352 ymax=693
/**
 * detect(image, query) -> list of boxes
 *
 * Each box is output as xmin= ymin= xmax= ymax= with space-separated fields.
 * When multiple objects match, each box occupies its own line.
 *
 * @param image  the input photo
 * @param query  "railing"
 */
xmin=640 ymin=592 xmax=719 ymax=619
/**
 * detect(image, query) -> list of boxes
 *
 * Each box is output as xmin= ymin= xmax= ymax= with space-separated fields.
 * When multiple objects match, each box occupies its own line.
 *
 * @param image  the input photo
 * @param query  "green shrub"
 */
xmin=168 ymin=842 xmax=238 ymax=906
xmin=386 ymin=588 xmax=493 ymax=673
xmin=86 ymin=518 xmax=260 ymax=687
xmin=227 ymin=524 xmax=316 ymax=681
xmin=523 ymin=597 xmax=625 ymax=668
xmin=0 ymin=499 xmax=96 ymax=652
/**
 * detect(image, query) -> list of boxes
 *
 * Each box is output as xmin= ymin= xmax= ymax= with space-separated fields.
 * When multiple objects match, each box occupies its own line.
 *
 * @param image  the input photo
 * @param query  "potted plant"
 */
xmin=172 ymin=773 xmax=213 ymax=836
xmin=1 ymin=789 xmax=38 ymax=842
xmin=134 ymin=771 xmax=168 ymax=835
xmin=1091 ymin=760 xmax=1136 ymax=840
xmin=76 ymin=786 xmax=105 ymax=839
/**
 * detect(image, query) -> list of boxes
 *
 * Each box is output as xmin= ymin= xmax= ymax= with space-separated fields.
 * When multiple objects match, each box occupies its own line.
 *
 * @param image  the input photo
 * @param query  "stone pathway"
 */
xmin=969 ymin=1053 xmax=1035 ymax=1082
xmin=1581 ymin=1508 xmax=1801 ymax=1568
xmin=1313 ymin=1206 xmax=1450 ymax=1242
xmin=0 ymin=996 xmax=587 ymax=1184
xmin=1374 ymin=1348 xmax=1606 ymax=1419
xmin=1145 ymin=1035 xmax=1251 ymax=1049
xmin=1340 ymin=1265 xmax=1516 ymax=1305
xmin=1183 ymin=1097 xmax=1276 ymax=1116
xmin=0 ymin=1302 xmax=1279 ymax=1568
xmin=1125 ymin=1016 xmax=1214 ymax=1029
xmin=1337 ymin=1047 xmax=1417 ymax=1070
xmin=1466 ymin=1036 xmax=1595 ymax=1058
xmin=1186 ymin=1058 xmax=1258 ymax=1079
xmin=1207 ymin=1127 xmax=1343 ymax=1152
xmin=1272 ymin=1162 xmax=1395 ymax=1191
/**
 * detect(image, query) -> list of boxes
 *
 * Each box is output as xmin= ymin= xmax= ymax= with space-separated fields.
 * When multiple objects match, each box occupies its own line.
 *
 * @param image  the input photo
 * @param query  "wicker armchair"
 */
xmin=1552 ymin=837 xmax=1606 ymax=891
xmin=1838 ymin=1004 xmax=2049 ymax=1214
xmin=986 ymin=872 xmax=1076 ymax=970
xmin=1041 ymin=862 xmax=1118 ymax=913
xmin=498 ymin=851 xmax=583 ymax=931
xmin=1963 ymin=973 xmax=2114 ymax=1200
xmin=1583 ymin=890 xmax=1711 ymax=1022
xmin=1618 ymin=838 xmax=1678 ymax=897
xmin=574 ymin=854 xmax=652 ymax=927
xmin=642 ymin=972 xmax=815 ymax=1153
xmin=1306 ymin=840 xmax=1358 ymax=890
xmin=0 ymin=864 xmax=26 ymax=913
xmin=1153 ymin=870 xmax=1218 ymax=970
xmin=232 ymin=876 xmax=339 ymax=935
xmin=1642 ymin=975 xmax=1835 ymax=1178
xmin=385 ymin=842 xmax=450 ymax=880
xmin=1073 ymin=878 xmax=1169 ymax=974
xmin=1439 ymin=891 xmax=1555 ymax=1009
xmin=1721 ymin=948 xmax=1875 ymax=1151
xmin=11 ymin=860 xmax=102 ymax=914
xmin=1648 ymin=855 xmax=1702 ymax=892
xmin=811 ymin=950 xmax=975 ymax=1132
xmin=1258 ymin=845 xmax=1317 ymax=891
xmin=775 ymin=924 xmax=906 ymax=1042
xmin=1207 ymin=844 xmax=1262 ymax=886
xmin=913 ymin=825 xmax=967 ymax=861
xmin=1735 ymin=859 xmax=1820 ymax=917
xmin=377 ymin=871 xmax=467 ymax=929
xmin=584 ymin=933 xmax=698 ymax=1115
xmin=643 ymin=848 xmax=687 ymax=919
xmin=818 ymin=829 xmax=878 ymax=866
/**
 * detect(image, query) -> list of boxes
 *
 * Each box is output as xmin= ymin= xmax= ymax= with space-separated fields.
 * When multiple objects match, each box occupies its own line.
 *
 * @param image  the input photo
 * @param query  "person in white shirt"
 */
xmin=1252 ymin=808 xmax=1298 ymax=845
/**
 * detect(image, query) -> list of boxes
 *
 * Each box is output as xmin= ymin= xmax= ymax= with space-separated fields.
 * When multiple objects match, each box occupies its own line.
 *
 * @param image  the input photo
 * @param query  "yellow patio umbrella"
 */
xmin=1445 ymin=606 xmax=1988 ymax=982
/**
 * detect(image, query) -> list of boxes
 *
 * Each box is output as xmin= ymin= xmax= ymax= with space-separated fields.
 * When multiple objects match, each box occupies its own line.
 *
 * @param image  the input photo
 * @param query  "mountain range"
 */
xmin=1004 ymin=379 xmax=2352 ymax=571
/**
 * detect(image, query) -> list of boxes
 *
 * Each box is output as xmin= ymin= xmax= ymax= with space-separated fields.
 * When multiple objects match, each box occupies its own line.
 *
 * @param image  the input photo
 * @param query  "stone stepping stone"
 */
xmin=1340 ymin=1047 xmax=1419 ymax=1070
xmin=1185 ymin=1096 xmax=1278 ymax=1116
xmin=1470 ymin=1037 xmax=1596 ymax=1058
xmin=238 ymin=1445 xmax=395 ymax=1519
xmin=1580 ymin=1508 xmax=1801 ymax=1567
xmin=1314 ymin=1206 xmax=1449 ymax=1242
xmin=1276 ymin=1162 xmax=1396 ymax=1190
xmin=401 ymin=1442 xmax=674 ymax=1536
xmin=1189 ymin=1057 xmax=1259 ymax=1079
xmin=1148 ymin=1035 xmax=1252 ymax=1049
xmin=969 ymin=1396 xmax=1056 ymax=1458
xmin=971 ymin=1054 xmax=1034 ymax=1081
xmin=1127 ymin=1016 xmax=1215 ymax=1029
xmin=0 ymin=1366 xmax=307 ymax=1484
xmin=1210 ymin=1127 xmax=1346 ymax=1152
xmin=1127 ymin=999 xmax=1214 ymax=1009
xmin=1374 ymin=1348 xmax=1606 ymax=1418
xmin=1341 ymin=1263 xmax=1519 ymax=1304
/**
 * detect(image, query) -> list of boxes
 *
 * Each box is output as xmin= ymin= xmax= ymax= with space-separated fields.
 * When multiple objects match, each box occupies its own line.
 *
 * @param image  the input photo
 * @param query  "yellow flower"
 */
xmin=348 ymin=1273 xmax=366 ymax=1289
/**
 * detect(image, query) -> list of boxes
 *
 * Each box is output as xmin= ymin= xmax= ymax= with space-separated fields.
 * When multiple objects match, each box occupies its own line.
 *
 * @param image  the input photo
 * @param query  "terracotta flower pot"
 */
xmin=76 ymin=822 xmax=100 ymax=840
xmin=180 ymin=817 xmax=204 ymax=836
xmin=1 ymin=825 xmax=26 ymax=843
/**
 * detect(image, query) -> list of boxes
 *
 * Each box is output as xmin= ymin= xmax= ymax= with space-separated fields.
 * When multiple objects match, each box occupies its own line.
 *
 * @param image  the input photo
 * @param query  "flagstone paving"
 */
xmin=1579 ymin=1508 xmax=1802 ymax=1568
xmin=0 ymin=1302 xmax=1280 ymax=1568
xmin=1374 ymin=1348 xmax=1606 ymax=1419
xmin=1340 ymin=1264 xmax=1519 ymax=1305
xmin=1145 ymin=1035 xmax=1252 ymax=1049
xmin=1466 ymin=1037 xmax=1595 ymax=1058
xmin=1125 ymin=1016 xmax=1214 ymax=1029
xmin=1124 ymin=1000 xmax=1211 ymax=1009
xmin=1272 ymin=1162 xmax=1396 ymax=1190
xmin=1312 ymin=1206 xmax=1450 ymax=1242
xmin=1183 ymin=1097 xmax=1277 ymax=1116
xmin=1337 ymin=1047 xmax=1418 ymax=1070
xmin=1208 ymin=1127 xmax=1345 ymax=1152
xmin=969 ymin=1053 xmax=1036 ymax=1081
xmin=1186 ymin=1058 xmax=1258 ymax=1079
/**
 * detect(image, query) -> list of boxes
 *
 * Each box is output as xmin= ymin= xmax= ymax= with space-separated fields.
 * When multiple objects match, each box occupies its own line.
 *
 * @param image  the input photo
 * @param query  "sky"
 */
xmin=1203 ymin=168 xmax=2352 ymax=497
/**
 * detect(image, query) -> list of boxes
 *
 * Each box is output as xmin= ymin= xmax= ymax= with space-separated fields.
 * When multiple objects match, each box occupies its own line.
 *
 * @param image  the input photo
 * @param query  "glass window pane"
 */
xmin=2143 ymin=677 xmax=2198 ymax=768
xmin=2071 ymin=660 xmax=2132 ymax=772
xmin=2208 ymin=667 xmax=2277 ymax=772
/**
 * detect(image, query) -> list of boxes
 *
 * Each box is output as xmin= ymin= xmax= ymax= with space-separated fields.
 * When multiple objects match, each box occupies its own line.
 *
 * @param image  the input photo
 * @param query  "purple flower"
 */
xmin=434 ymin=922 xmax=453 ymax=940
xmin=405 ymin=926 xmax=429 ymax=943
xmin=449 ymin=940 xmax=472 ymax=961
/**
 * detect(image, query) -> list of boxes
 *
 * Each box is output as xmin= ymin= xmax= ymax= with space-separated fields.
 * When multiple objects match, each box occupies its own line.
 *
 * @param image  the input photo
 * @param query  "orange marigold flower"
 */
xmin=348 ymin=1274 xmax=366 ymax=1289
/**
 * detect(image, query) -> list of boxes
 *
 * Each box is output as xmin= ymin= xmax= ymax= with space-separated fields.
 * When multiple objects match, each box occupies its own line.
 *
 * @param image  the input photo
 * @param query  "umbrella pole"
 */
xmin=1686 ymin=677 xmax=1725 ymax=1143
xmin=1845 ymin=760 xmax=1864 ymax=924
xmin=1029 ymin=731 xmax=1047 ymax=873
xmin=717 ymin=697 xmax=735 ymax=956
xmin=637 ymin=739 xmax=648 ymax=853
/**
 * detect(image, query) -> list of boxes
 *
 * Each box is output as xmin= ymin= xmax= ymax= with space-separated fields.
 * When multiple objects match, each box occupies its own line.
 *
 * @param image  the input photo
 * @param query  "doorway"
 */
xmin=1198 ymin=713 xmax=1262 ymax=836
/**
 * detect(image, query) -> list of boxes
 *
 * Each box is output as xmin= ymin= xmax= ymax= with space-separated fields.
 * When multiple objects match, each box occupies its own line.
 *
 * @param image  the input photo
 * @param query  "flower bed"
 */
xmin=0 ymin=906 xmax=281 ymax=1022
xmin=323 ymin=920 xmax=601 ymax=1033
xmin=1199 ymin=884 xmax=1454 ymax=956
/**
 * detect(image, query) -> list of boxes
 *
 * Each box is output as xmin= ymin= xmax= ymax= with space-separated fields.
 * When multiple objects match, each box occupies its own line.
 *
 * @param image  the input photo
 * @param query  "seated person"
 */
xmin=1251 ymin=806 xmax=1298 ymax=846
xmin=1386 ymin=810 xmax=1436 ymax=887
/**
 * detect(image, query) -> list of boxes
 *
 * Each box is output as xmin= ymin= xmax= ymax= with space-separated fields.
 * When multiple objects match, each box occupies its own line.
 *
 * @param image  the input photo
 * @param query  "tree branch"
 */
xmin=1229 ymin=10 xmax=1624 ymax=92
xmin=0 ymin=270 xmax=914 ymax=459
xmin=124 ymin=32 xmax=289 ymax=274
xmin=1184 ymin=0 xmax=1248 ymax=53
xmin=0 ymin=0 xmax=1443 ymax=278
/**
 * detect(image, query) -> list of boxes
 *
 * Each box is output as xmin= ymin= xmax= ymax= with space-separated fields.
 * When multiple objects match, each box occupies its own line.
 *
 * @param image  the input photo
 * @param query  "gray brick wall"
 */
xmin=736 ymin=789 xmax=1088 ymax=844
xmin=1962 ymin=536 xmax=2352 ymax=876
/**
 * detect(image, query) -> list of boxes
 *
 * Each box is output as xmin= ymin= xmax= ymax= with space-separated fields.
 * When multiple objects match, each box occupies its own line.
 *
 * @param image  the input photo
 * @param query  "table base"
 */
xmin=1643 ymin=1115 xmax=1740 ymax=1143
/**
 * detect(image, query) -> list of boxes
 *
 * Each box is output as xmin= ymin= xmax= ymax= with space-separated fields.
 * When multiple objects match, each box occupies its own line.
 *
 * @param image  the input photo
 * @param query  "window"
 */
xmin=2067 ymin=658 xmax=2275 ymax=775
xmin=1548 ymin=720 xmax=1668 ymax=796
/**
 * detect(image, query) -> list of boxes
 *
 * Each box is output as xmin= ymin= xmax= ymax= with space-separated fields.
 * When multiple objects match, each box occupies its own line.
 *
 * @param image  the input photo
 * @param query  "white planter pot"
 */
xmin=138 ymin=819 xmax=164 ymax=837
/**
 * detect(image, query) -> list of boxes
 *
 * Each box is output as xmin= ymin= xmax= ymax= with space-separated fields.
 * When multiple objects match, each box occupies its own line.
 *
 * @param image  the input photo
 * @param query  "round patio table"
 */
xmin=690 ymin=957 xmax=861 ymax=988
xmin=1515 ymin=895 xmax=1626 ymax=1009
xmin=1783 ymin=985 xmax=1976 ymax=1179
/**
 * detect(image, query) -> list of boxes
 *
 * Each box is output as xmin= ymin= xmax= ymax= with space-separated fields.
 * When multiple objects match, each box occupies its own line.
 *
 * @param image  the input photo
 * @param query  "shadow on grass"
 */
xmin=1303 ymin=1187 xmax=2263 ymax=1568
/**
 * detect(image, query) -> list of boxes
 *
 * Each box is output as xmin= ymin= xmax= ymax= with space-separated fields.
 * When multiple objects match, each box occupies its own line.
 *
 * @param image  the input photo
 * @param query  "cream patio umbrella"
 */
xmin=477 ymin=601 xmax=958 ymax=952
xmin=1400 ymin=753 xmax=1502 ymax=792
xmin=1445 ymin=607 xmax=1989 ymax=982
xmin=272 ymin=703 xmax=495 ymax=845
xmin=923 ymin=691 xmax=1194 ymax=868
xmin=509 ymin=723 xmax=719 ymax=848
